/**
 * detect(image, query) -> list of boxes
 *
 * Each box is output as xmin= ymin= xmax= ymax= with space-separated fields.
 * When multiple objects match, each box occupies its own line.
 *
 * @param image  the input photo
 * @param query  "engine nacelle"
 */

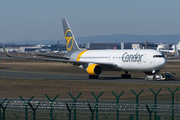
xmin=86 ymin=64 xmax=102 ymax=75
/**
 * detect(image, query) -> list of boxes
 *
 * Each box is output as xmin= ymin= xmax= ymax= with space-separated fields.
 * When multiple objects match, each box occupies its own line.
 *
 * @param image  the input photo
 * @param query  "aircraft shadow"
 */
xmin=99 ymin=77 xmax=143 ymax=80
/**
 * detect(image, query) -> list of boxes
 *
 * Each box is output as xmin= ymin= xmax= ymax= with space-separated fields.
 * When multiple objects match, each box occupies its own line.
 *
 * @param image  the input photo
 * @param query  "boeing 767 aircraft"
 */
xmin=1 ymin=19 xmax=179 ymax=79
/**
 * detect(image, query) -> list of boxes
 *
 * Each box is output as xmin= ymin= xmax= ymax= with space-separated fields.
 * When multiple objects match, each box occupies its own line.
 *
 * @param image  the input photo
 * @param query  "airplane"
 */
xmin=1 ymin=19 xmax=179 ymax=79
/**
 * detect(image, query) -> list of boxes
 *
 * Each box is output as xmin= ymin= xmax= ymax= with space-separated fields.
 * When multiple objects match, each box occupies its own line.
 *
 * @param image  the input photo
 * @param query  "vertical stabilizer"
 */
xmin=62 ymin=19 xmax=80 ymax=53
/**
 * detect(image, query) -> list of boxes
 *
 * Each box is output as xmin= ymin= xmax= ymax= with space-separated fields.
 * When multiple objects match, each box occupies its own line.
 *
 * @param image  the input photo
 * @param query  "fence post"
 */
xmin=68 ymin=93 xmax=82 ymax=120
xmin=0 ymin=99 xmax=10 ymax=120
xmin=88 ymin=103 xmax=97 ymax=120
xmin=45 ymin=94 xmax=59 ymax=120
xmin=146 ymin=104 xmax=155 ymax=120
xmin=91 ymin=91 xmax=104 ymax=120
xmin=164 ymin=116 xmax=171 ymax=120
xmin=19 ymin=96 xmax=34 ymax=120
xmin=112 ymin=91 xmax=124 ymax=120
xmin=0 ymin=98 xmax=7 ymax=120
xmin=167 ymin=87 xmax=179 ymax=120
xmin=28 ymin=101 xmax=40 ymax=120
xmin=131 ymin=89 xmax=143 ymax=120
xmin=129 ymin=115 xmax=134 ymax=120
xmin=14 ymin=113 xmax=20 ymax=120
xmin=66 ymin=102 xmax=75 ymax=120
xmin=103 ymin=114 xmax=110 ymax=120
xmin=149 ymin=88 xmax=162 ymax=120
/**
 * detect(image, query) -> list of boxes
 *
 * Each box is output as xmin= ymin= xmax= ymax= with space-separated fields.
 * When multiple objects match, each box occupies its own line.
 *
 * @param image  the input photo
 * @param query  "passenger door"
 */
xmin=143 ymin=54 xmax=147 ymax=63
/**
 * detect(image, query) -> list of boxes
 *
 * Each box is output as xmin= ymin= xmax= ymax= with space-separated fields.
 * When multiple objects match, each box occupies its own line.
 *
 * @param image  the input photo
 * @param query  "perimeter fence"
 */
xmin=0 ymin=87 xmax=180 ymax=120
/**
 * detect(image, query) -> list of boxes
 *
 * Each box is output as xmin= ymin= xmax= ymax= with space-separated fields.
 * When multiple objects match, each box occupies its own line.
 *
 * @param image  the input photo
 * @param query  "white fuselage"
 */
xmin=71 ymin=49 xmax=166 ymax=71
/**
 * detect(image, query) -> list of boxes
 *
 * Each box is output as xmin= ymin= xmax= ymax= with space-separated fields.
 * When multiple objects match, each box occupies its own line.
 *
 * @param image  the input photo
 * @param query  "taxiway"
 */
xmin=0 ymin=70 xmax=180 ymax=84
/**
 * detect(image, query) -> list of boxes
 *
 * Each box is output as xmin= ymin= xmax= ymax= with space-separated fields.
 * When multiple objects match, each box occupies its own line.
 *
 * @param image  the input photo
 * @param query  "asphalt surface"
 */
xmin=1 ymin=70 xmax=180 ymax=84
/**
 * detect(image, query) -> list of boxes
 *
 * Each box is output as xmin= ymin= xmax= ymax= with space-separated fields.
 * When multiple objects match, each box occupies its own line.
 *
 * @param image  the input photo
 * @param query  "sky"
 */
xmin=0 ymin=0 xmax=180 ymax=43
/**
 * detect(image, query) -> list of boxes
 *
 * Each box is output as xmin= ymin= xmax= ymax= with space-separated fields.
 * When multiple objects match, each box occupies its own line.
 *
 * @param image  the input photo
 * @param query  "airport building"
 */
xmin=85 ymin=42 xmax=159 ymax=50
xmin=86 ymin=43 xmax=133 ymax=50
xmin=0 ymin=42 xmax=179 ymax=53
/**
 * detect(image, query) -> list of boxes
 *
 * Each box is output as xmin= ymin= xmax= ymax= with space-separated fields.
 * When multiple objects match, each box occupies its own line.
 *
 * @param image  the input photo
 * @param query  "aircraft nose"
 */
xmin=161 ymin=58 xmax=167 ymax=67
xmin=156 ymin=58 xmax=166 ymax=68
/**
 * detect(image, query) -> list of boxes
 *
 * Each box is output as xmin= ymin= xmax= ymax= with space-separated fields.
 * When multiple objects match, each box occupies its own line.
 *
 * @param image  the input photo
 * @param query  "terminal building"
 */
xmin=0 ymin=42 xmax=179 ymax=53
xmin=85 ymin=42 xmax=159 ymax=50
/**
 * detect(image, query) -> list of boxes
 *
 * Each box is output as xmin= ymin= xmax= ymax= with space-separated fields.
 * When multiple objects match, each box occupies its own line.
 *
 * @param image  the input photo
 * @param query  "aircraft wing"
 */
xmin=37 ymin=53 xmax=69 ymax=59
xmin=1 ymin=44 xmax=117 ymax=68
xmin=63 ymin=60 xmax=117 ymax=68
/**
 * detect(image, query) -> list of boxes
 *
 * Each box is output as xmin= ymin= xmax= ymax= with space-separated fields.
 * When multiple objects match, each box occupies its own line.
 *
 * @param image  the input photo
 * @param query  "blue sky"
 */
xmin=0 ymin=0 xmax=180 ymax=43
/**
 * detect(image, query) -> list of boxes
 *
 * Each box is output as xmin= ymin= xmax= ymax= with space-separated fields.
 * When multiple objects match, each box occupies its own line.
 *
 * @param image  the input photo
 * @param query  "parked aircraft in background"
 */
xmin=1 ymin=19 xmax=179 ymax=79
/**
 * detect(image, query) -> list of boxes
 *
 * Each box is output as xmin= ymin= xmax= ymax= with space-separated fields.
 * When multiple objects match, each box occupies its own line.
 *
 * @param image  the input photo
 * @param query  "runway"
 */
xmin=1 ymin=70 xmax=180 ymax=84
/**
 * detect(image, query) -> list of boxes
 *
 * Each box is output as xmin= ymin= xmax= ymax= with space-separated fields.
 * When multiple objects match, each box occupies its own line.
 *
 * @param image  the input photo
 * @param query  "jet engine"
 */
xmin=86 ymin=64 xmax=102 ymax=75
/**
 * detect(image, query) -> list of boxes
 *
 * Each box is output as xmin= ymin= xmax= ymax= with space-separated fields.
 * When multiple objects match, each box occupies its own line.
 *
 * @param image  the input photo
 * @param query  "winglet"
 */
xmin=1 ymin=43 xmax=12 ymax=57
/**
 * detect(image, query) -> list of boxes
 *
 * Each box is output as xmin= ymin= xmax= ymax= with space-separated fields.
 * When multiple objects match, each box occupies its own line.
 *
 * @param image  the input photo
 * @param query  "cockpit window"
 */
xmin=153 ymin=55 xmax=165 ymax=58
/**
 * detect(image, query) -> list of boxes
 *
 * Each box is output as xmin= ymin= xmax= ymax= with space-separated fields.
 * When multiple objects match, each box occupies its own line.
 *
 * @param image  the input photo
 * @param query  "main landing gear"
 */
xmin=89 ymin=75 xmax=99 ymax=79
xmin=121 ymin=71 xmax=131 ymax=79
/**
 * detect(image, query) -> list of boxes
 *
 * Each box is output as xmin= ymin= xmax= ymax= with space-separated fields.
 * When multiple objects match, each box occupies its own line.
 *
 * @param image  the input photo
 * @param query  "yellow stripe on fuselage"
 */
xmin=76 ymin=50 xmax=88 ymax=61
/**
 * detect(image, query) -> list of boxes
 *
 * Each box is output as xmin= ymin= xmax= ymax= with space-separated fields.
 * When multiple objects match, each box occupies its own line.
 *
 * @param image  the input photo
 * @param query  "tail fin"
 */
xmin=62 ymin=19 xmax=80 ymax=53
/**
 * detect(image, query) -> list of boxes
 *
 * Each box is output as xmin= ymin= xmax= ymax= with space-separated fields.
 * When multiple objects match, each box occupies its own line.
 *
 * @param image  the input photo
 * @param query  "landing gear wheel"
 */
xmin=89 ymin=75 xmax=99 ymax=79
xmin=121 ymin=71 xmax=131 ymax=79
xmin=89 ymin=75 xmax=92 ymax=79
xmin=127 ymin=74 xmax=131 ymax=79
xmin=121 ymin=74 xmax=125 ymax=78
xmin=121 ymin=74 xmax=131 ymax=79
